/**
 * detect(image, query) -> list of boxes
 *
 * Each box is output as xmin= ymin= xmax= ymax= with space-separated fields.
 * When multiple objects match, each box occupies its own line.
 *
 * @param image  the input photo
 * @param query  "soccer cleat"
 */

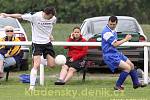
xmin=28 ymin=86 xmax=35 ymax=91
xmin=114 ymin=85 xmax=124 ymax=91
xmin=133 ymin=83 xmax=147 ymax=89
xmin=54 ymin=79 xmax=65 ymax=85
xmin=120 ymin=85 xmax=125 ymax=90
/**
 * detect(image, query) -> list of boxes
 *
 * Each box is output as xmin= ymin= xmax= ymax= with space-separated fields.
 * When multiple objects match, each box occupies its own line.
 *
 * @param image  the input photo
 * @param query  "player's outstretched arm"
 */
xmin=1 ymin=13 xmax=22 ymax=19
xmin=113 ymin=34 xmax=132 ymax=47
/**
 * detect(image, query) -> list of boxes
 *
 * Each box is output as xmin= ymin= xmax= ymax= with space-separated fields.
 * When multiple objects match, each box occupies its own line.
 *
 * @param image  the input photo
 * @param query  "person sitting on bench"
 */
xmin=0 ymin=26 xmax=22 ymax=78
xmin=55 ymin=26 xmax=88 ymax=85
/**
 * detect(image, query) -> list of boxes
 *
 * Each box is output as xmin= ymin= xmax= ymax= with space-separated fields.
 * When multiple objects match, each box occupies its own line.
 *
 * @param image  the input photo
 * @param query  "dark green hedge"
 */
xmin=0 ymin=0 xmax=149 ymax=24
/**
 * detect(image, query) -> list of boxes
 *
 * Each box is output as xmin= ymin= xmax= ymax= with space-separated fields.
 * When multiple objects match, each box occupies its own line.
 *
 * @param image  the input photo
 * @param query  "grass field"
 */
xmin=0 ymin=73 xmax=150 ymax=100
xmin=0 ymin=23 xmax=150 ymax=100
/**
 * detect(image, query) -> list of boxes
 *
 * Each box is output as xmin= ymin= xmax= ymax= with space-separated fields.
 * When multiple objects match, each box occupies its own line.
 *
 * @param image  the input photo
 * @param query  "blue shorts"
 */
xmin=103 ymin=52 xmax=127 ymax=72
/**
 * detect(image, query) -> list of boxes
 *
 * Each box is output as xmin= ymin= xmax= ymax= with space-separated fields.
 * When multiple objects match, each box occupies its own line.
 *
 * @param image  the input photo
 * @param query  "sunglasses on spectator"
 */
xmin=6 ymin=30 xmax=13 ymax=32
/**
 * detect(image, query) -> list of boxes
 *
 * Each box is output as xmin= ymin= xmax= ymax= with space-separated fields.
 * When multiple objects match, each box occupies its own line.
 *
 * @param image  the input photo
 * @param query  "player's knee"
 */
xmin=68 ymin=67 xmax=76 ymax=73
xmin=130 ymin=63 xmax=135 ymax=70
xmin=124 ymin=65 xmax=132 ymax=72
xmin=131 ymin=66 xmax=135 ymax=70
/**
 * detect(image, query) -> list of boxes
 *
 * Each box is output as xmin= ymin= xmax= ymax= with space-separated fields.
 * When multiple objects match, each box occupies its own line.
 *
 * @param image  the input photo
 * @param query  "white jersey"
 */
xmin=21 ymin=11 xmax=56 ymax=44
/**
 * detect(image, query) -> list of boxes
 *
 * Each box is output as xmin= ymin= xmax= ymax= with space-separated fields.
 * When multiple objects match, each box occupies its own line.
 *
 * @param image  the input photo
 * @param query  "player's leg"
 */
xmin=29 ymin=43 xmax=42 ymax=90
xmin=119 ymin=60 xmax=131 ymax=72
xmin=126 ymin=59 xmax=146 ymax=88
xmin=44 ymin=42 xmax=55 ymax=67
xmin=64 ymin=67 xmax=77 ymax=83
xmin=115 ymin=60 xmax=131 ymax=90
xmin=29 ymin=55 xmax=41 ymax=90
xmin=126 ymin=59 xmax=138 ymax=85
xmin=126 ymin=59 xmax=134 ymax=69
xmin=46 ymin=54 xmax=55 ymax=67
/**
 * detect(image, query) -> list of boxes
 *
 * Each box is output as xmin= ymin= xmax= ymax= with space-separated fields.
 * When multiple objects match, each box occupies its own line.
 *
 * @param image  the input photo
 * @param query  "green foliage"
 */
xmin=141 ymin=24 xmax=150 ymax=41
xmin=0 ymin=0 xmax=149 ymax=23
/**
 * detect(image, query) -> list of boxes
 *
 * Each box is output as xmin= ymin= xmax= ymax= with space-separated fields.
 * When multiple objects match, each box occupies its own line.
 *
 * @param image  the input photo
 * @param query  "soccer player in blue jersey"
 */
xmin=101 ymin=16 xmax=146 ymax=91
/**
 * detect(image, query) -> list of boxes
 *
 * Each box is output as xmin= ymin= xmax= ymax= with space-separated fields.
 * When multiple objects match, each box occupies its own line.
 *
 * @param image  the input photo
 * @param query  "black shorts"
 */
xmin=32 ymin=42 xmax=55 ymax=59
xmin=66 ymin=57 xmax=83 ymax=72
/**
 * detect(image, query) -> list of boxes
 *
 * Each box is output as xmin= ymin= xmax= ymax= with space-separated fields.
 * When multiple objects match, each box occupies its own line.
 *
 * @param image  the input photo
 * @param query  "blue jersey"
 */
xmin=101 ymin=25 xmax=118 ymax=54
xmin=101 ymin=25 xmax=127 ymax=72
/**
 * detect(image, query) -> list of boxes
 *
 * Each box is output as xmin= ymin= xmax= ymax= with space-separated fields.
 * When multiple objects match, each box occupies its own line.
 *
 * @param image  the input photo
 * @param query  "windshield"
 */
xmin=93 ymin=19 xmax=139 ymax=34
xmin=0 ymin=18 xmax=19 ymax=29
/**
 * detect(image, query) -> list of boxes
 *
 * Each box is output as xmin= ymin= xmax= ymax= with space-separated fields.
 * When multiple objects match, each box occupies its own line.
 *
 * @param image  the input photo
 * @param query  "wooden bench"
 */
xmin=81 ymin=49 xmax=103 ymax=81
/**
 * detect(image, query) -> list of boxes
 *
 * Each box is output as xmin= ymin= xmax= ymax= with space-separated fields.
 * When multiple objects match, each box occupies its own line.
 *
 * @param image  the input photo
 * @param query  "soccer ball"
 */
xmin=55 ymin=55 xmax=66 ymax=65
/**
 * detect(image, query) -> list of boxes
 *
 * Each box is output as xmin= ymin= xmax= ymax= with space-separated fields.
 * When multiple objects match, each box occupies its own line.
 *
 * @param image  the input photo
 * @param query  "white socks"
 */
xmin=30 ymin=68 xmax=37 ymax=86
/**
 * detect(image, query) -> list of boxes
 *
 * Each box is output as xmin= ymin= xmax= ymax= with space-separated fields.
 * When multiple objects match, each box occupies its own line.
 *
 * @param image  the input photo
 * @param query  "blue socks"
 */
xmin=129 ymin=69 xmax=139 ymax=85
xmin=116 ymin=71 xmax=129 ymax=86
xmin=116 ymin=69 xmax=140 ymax=87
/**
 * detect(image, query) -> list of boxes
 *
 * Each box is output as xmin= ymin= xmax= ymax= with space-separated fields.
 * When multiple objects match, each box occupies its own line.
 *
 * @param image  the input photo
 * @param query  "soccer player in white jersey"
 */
xmin=101 ymin=16 xmax=146 ymax=91
xmin=2 ymin=7 xmax=56 ymax=90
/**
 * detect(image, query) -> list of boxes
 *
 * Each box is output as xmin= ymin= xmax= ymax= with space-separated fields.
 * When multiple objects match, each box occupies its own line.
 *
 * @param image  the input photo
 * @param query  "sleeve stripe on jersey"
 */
xmin=111 ymin=39 xmax=117 ymax=45
xmin=103 ymin=32 xmax=114 ymax=41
